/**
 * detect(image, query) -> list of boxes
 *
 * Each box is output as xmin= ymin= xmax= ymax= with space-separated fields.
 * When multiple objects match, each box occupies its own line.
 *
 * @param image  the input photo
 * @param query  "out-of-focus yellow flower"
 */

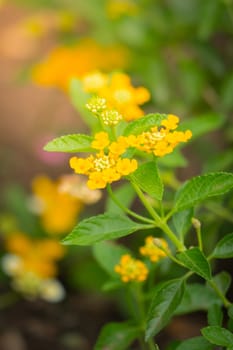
xmin=32 ymin=39 xmax=129 ymax=91
xmin=83 ymin=71 xmax=150 ymax=121
xmin=106 ymin=0 xmax=139 ymax=19
xmin=70 ymin=132 xmax=138 ymax=190
xmin=58 ymin=174 xmax=102 ymax=204
xmin=5 ymin=232 xmax=66 ymax=279
xmin=31 ymin=175 xmax=83 ymax=235
xmin=114 ymin=254 xmax=148 ymax=282
xmin=2 ymin=232 xmax=66 ymax=302
xmin=12 ymin=272 xmax=65 ymax=302
xmin=129 ymin=114 xmax=192 ymax=157
xmin=140 ymin=236 xmax=169 ymax=262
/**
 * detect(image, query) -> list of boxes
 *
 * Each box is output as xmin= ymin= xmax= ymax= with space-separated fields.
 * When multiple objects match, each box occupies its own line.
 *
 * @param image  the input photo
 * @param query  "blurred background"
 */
xmin=0 ymin=0 xmax=232 ymax=349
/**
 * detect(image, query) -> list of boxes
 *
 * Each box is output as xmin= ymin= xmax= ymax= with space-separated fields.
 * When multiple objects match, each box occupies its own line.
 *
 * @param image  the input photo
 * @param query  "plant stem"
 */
xmin=106 ymin=184 xmax=155 ymax=224
xmin=130 ymin=284 xmax=156 ymax=350
xmin=208 ymin=279 xmax=232 ymax=308
xmin=130 ymin=181 xmax=185 ymax=251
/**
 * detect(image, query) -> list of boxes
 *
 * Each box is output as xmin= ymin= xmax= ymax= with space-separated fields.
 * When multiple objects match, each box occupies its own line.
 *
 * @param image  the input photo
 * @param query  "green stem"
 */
xmin=130 ymin=284 xmax=155 ymax=350
xmin=130 ymin=181 xmax=161 ymax=222
xmin=208 ymin=279 xmax=231 ymax=308
xmin=159 ymin=222 xmax=186 ymax=252
xmin=130 ymin=181 xmax=185 ymax=251
xmin=106 ymin=184 xmax=155 ymax=225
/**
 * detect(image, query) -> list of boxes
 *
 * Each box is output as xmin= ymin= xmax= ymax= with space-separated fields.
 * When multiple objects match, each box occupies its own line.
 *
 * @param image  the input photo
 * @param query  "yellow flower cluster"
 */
xmin=114 ymin=254 xmax=148 ymax=282
xmin=70 ymin=132 xmax=138 ymax=190
xmin=140 ymin=236 xmax=169 ymax=262
xmin=31 ymin=39 xmax=129 ymax=91
xmin=31 ymin=175 xmax=83 ymax=235
xmin=69 ymin=115 xmax=192 ymax=189
xmin=4 ymin=232 xmax=65 ymax=278
xmin=83 ymin=71 xmax=150 ymax=121
xmin=2 ymin=232 xmax=66 ymax=302
xmin=130 ymin=114 xmax=192 ymax=157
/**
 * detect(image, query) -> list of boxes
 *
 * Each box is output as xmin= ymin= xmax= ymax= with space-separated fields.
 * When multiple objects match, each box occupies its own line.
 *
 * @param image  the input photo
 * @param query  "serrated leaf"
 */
xmin=179 ymin=113 xmax=224 ymax=139
xmin=62 ymin=213 xmax=148 ymax=245
xmin=176 ymin=248 xmax=211 ymax=281
xmin=145 ymin=279 xmax=185 ymax=340
xmin=93 ymin=241 xmax=130 ymax=277
xmin=207 ymin=303 xmax=223 ymax=326
xmin=44 ymin=134 xmax=93 ymax=152
xmin=174 ymin=172 xmax=233 ymax=212
xmin=212 ymin=233 xmax=233 ymax=259
xmin=94 ymin=322 xmax=139 ymax=350
xmin=130 ymin=161 xmax=163 ymax=200
xmin=175 ymin=336 xmax=212 ymax=350
xmin=201 ymin=326 xmax=233 ymax=347
xmin=175 ymin=283 xmax=220 ymax=315
xmin=172 ymin=208 xmax=193 ymax=241
xmin=123 ymin=113 xmax=166 ymax=136
xmin=106 ymin=183 xmax=135 ymax=215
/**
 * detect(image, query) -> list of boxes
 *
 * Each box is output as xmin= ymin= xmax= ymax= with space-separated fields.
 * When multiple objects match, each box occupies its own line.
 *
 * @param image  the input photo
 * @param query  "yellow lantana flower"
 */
xmin=4 ymin=233 xmax=65 ymax=279
xmin=70 ymin=132 xmax=138 ymax=190
xmin=32 ymin=39 xmax=129 ymax=91
xmin=83 ymin=71 xmax=150 ymax=122
xmin=114 ymin=254 xmax=148 ymax=282
xmin=140 ymin=236 xmax=169 ymax=263
xmin=31 ymin=175 xmax=83 ymax=235
xmin=130 ymin=114 xmax=192 ymax=157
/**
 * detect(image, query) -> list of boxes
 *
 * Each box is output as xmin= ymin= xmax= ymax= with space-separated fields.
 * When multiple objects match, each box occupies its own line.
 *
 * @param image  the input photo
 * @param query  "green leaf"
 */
xmin=92 ymin=241 xmax=129 ymax=277
xmin=62 ymin=213 xmax=147 ymax=245
xmin=106 ymin=183 xmax=135 ymax=215
xmin=201 ymin=326 xmax=233 ymax=347
xmin=210 ymin=271 xmax=232 ymax=295
xmin=69 ymin=78 xmax=99 ymax=129
xmin=158 ymin=149 xmax=188 ymax=168
xmin=43 ymin=134 xmax=93 ymax=152
xmin=102 ymin=279 xmax=123 ymax=292
xmin=180 ymin=113 xmax=224 ymax=140
xmin=130 ymin=161 xmax=164 ymax=200
xmin=175 ymin=336 xmax=212 ymax=350
xmin=145 ymin=279 xmax=185 ymax=340
xmin=175 ymin=283 xmax=220 ymax=315
xmin=94 ymin=322 xmax=139 ymax=350
xmin=174 ymin=172 xmax=233 ymax=212
xmin=212 ymin=233 xmax=233 ymax=259
xmin=176 ymin=248 xmax=211 ymax=281
xmin=172 ymin=208 xmax=193 ymax=241
xmin=207 ymin=304 xmax=223 ymax=326
xmin=123 ymin=113 xmax=166 ymax=136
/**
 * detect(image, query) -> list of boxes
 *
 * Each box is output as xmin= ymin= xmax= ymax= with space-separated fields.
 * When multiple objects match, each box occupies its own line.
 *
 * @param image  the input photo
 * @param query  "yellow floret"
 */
xmin=114 ymin=254 xmax=148 ymax=283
